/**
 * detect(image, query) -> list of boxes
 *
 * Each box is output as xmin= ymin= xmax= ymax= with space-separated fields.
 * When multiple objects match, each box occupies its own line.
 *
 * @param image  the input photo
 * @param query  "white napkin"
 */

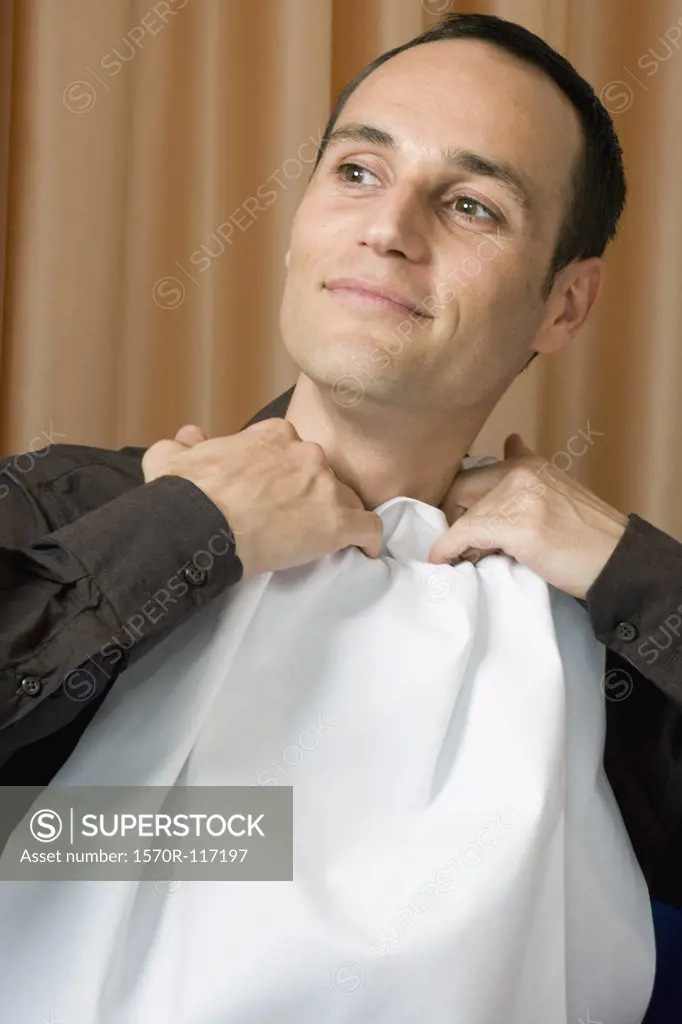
xmin=0 ymin=458 xmax=655 ymax=1023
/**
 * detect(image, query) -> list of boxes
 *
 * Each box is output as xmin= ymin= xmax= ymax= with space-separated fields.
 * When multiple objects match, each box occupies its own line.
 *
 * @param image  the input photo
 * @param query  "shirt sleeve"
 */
xmin=0 ymin=474 xmax=243 ymax=751
xmin=586 ymin=512 xmax=682 ymax=708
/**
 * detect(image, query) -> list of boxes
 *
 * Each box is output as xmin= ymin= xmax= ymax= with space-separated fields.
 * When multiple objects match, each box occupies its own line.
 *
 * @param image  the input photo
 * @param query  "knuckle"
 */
xmin=509 ymin=462 xmax=538 ymax=489
xmin=302 ymin=441 xmax=327 ymax=468
xmin=527 ymin=498 xmax=547 ymax=524
xmin=319 ymin=471 xmax=338 ymax=499
xmin=142 ymin=439 xmax=178 ymax=479
xmin=469 ymin=514 xmax=496 ymax=547
xmin=275 ymin=417 xmax=298 ymax=437
xmin=144 ymin=439 xmax=174 ymax=460
xmin=256 ymin=417 xmax=295 ymax=438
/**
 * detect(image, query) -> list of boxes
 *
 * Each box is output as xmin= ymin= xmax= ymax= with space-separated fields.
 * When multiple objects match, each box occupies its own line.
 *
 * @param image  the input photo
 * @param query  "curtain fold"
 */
xmin=0 ymin=0 xmax=680 ymax=537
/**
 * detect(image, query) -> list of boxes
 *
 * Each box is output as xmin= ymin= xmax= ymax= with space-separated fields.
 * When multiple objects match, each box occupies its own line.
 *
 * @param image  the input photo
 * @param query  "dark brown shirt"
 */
xmin=1 ymin=385 xmax=681 ymax=906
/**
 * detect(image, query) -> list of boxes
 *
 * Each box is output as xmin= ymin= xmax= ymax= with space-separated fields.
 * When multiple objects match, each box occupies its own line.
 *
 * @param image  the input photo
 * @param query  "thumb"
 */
xmin=174 ymin=423 xmax=207 ymax=447
xmin=355 ymin=510 xmax=384 ymax=559
xmin=141 ymin=437 xmax=187 ymax=482
xmin=504 ymin=432 xmax=535 ymax=460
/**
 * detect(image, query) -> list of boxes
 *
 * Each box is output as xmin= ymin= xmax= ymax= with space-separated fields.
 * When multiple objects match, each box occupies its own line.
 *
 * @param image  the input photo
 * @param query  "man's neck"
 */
xmin=283 ymin=373 xmax=485 ymax=511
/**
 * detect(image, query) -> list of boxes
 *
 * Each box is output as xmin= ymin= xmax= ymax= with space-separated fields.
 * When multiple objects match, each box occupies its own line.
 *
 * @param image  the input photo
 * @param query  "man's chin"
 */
xmin=292 ymin=338 xmax=402 ymax=390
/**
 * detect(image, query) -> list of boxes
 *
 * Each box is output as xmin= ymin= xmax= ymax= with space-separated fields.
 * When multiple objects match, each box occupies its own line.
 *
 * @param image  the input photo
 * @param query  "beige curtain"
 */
xmin=1 ymin=0 xmax=681 ymax=538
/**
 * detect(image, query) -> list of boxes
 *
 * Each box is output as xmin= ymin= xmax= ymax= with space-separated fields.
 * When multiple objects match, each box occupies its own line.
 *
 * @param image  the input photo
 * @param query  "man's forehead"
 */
xmin=338 ymin=38 xmax=581 ymax=207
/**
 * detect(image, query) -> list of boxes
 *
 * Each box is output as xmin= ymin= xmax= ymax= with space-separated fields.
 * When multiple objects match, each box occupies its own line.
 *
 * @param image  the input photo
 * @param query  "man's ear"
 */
xmin=533 ymin=257 xmax=604 ymax=356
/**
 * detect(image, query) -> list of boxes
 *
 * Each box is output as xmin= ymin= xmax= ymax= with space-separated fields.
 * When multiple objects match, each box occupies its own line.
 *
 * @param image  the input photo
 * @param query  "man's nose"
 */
xmin=358 ymin=184 xmax=429 ymax=262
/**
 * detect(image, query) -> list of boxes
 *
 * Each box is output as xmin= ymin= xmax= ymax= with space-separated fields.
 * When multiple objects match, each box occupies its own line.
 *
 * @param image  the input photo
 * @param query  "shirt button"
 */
xmin=615 ymin=621 xmax=638 ymax=642
xmin=183 ymin=564 xmax=208 ymax=587
xmin=19 ymin=676 xmax=43 ymax=698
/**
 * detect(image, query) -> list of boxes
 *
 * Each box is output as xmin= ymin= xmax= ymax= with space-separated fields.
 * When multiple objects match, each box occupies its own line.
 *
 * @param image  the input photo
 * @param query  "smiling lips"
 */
xmin=324 ymin=278 xmax=434 ymax=319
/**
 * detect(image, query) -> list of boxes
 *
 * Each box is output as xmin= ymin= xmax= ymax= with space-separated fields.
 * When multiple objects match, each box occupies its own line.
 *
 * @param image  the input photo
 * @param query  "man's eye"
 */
xmin=333 ymin=166 xmax=499 ymax=225
xmin=450 ymin=196 xmax=498 ymax=223
xmin=334 ymin=162 xmax=379 ymax=186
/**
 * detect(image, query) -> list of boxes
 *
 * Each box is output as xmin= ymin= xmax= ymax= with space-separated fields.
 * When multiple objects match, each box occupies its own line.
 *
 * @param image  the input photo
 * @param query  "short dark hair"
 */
xmin=311 ymin=13 xmax=627 ymax=367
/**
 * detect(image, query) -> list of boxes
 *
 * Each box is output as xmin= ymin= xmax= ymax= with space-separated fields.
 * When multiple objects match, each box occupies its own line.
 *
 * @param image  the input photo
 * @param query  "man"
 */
xmin=0 ymin=11 xmax=681 ymax=1015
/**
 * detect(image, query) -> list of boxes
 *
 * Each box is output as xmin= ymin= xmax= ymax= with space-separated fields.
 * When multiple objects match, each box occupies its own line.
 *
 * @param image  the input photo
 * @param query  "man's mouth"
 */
xmin=324 ymin=278 xmax=434 ymax=320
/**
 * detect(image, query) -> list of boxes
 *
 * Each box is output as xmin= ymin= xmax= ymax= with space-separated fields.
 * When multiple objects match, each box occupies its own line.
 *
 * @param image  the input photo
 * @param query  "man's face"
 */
xmin=279 ymin=38 xmax=584 ymax=412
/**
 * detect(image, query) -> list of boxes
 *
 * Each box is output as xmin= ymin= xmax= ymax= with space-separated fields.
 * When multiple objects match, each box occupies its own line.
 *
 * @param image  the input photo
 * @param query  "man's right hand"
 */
xmin=142 ymin=418 xmax=384 ymax=576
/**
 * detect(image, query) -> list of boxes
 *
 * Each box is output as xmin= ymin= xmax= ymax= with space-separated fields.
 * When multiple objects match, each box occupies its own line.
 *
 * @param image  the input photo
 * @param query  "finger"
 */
xmin=448 ymin=503 xmax=467 ymax=525
xmin=504 ymin=432 xmax=535 ymax=460
xmin=428 ymin=491 xmax=512 ymax=563
xmin=451 ymin=546 xmax=504 ymax=566
xmin=174 ymin=424 xmax=207 ymax=447
xmin=141 ymin=437 xmax=187 ymax=480
xmin=330 ymin=477 xmax=384 ymax=559
xmin=454 ymin=546 xmax=483 ymax=566
xmin=444 ymin=462 xmax=508 ymax=510
xmin=429 ymin=519 xmax=487 ymax=565
xmin=345 ymin=509 xmax=384 ymax=559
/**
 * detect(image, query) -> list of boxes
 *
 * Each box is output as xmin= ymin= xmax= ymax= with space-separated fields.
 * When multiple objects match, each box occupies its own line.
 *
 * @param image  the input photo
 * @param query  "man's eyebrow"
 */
xmin=325 ymin=121 xmax=533 ymax=212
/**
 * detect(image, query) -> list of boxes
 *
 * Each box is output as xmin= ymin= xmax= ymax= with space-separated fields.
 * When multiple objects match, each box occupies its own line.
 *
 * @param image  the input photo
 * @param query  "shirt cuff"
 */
xmin=586 ymin=512 xmax=682 ymax=701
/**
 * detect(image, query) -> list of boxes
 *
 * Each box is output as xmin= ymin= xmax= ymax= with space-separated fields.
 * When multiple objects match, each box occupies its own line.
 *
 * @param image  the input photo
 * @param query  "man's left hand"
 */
xmin=427 ymin=433 xmax=629 ymax=600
